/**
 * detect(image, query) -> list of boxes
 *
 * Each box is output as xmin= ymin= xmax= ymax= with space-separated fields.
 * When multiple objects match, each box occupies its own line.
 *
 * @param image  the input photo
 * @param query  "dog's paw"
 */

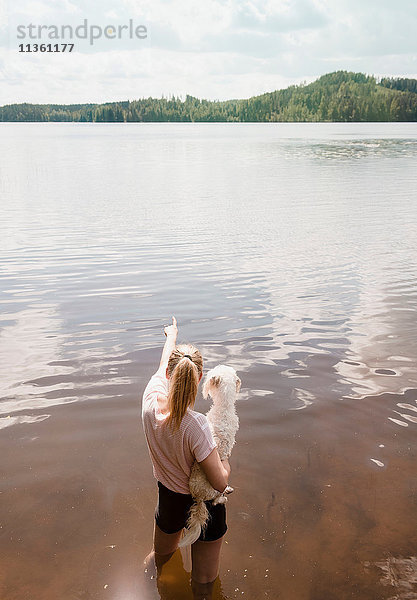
xmin=212 ymin=485 xmax=234 ymax=506
xmin=213 ymin=496 xmax=227 ymax=505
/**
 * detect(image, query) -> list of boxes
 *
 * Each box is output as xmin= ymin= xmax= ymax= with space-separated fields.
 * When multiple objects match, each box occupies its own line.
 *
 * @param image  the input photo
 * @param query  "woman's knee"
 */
xmin=191 ymin=537 xmax=223 ymax=583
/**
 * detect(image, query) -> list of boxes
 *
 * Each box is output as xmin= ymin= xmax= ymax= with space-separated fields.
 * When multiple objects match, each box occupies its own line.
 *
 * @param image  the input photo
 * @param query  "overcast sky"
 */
xmin=0 ymin=0 xmax=416 ymax=104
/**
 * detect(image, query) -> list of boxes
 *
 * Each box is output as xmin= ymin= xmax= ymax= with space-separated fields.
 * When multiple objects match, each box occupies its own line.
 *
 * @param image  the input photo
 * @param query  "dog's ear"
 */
xmin=203 ymin=375 xmax=221 ymax=398
xmin=236 ymin=377 xmax=241 ymax=393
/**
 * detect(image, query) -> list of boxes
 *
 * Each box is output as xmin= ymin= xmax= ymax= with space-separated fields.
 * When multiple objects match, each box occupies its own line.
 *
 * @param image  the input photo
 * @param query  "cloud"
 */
xmin=314 ymin=0 xmax=417 ymax=58
xmin=231 ymin=0 xmax=328 ymax=33
xmin=11 ymin=0 xmax=81 ymax=19
xmin=124 ymin=0 xmax=234 ymax=45
xmin=0 ymin=45 xmax=306 ymax=103
xmin=123 ymin=0 xmax=328 ymax=56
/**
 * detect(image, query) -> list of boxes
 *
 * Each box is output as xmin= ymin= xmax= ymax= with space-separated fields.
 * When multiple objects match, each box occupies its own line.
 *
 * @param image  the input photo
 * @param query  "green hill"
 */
xmin=1 ymin=71 xmax=416 ymax=122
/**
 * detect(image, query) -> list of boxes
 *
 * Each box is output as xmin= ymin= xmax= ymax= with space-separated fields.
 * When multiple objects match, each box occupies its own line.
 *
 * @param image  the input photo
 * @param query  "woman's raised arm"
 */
xmin=159 ymin=316 xmax=178 ymax=370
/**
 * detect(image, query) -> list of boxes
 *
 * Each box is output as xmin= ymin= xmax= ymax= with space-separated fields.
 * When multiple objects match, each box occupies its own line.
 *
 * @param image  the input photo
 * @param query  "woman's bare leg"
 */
xmin=144 ymin=522 xmax=183 ymax=577
xmin=191 ymin=535 xmax=224 ymax=598
xmin=154 ymin=522 xmax=183 ymax=555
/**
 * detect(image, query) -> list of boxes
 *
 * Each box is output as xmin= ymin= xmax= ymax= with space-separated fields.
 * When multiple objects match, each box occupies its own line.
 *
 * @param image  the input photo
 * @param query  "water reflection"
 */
xmin=142 ymin=549 xmax=229 ymax=600
xmin=0 ymin=413 xmax=50 ymax=430
xmin=306 ymin=138 xmax=417 ymax=160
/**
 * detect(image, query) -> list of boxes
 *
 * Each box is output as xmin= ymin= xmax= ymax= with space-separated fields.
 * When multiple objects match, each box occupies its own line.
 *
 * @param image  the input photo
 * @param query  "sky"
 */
xmin=0 ymin=0 xmax=416 ymax=104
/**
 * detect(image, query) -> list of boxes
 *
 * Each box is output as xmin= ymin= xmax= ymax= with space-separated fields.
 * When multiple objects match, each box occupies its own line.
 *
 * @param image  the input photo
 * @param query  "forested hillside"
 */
xmin=1 ymin=71 xmax=416 ymax=122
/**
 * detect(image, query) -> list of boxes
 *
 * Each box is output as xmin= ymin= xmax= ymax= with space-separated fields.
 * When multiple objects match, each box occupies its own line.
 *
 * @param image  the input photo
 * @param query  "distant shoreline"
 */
xmin=1 ymin=71 xmax=416 ymax=123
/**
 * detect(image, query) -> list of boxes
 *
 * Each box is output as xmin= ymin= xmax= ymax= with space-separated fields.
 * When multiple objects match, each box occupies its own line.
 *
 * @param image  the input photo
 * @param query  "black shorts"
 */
xmin=155 ymin=481 xmax=227 ymax=542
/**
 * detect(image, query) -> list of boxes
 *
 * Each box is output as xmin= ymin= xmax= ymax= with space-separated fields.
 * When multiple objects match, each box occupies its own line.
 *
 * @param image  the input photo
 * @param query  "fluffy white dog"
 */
xmin=179 ymin=364 xmax=241 ymax=547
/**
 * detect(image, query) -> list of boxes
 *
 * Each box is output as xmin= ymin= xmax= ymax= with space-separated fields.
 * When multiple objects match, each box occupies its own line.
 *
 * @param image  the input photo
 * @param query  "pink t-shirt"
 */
xmin=142 ymin=366 xmax=216 ymax=494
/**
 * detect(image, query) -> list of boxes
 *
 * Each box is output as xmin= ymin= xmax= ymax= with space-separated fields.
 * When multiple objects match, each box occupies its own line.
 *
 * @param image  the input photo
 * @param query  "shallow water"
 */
xmin=1 ymin=122 xmax=417 ymax=599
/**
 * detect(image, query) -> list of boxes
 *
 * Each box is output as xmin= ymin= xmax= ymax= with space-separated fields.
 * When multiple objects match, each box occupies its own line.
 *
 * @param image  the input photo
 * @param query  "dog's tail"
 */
xmin=178 ymin=500 xmax=209 ymax=547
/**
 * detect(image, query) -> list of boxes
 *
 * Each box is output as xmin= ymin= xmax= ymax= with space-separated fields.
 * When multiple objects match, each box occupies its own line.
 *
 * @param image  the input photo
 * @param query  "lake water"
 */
xmin=1 ymin=122 xmax=417 ymax=600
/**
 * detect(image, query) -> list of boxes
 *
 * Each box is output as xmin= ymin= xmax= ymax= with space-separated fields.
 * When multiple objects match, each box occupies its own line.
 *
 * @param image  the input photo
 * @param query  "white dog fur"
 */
xmin=179 ymin=364 xmax=241 ymax=547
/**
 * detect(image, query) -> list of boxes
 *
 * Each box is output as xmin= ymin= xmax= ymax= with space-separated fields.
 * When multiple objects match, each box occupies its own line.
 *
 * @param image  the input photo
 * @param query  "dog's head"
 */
xmin=202 ymin=365 xmax=241 ymax=402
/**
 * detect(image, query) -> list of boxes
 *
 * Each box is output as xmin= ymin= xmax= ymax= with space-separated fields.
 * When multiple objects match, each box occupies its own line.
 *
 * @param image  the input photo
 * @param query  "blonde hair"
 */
xmin=165 ymin=344 xmax=203 ymax=431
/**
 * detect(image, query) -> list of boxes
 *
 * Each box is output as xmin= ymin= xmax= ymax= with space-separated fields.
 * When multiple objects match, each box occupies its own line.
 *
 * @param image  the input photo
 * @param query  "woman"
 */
xmin=142 ymin=316 xmax=231 ymax=599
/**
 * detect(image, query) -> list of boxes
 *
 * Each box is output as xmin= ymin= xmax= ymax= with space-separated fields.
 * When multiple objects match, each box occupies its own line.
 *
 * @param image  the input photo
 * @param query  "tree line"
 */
xmin=1 ymin=71 xmax=416 ymax=122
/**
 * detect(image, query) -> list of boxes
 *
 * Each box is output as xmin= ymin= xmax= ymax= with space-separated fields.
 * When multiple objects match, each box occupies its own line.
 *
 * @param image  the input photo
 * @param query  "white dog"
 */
xmin=179 ymin=364 xmax=241 ymax=547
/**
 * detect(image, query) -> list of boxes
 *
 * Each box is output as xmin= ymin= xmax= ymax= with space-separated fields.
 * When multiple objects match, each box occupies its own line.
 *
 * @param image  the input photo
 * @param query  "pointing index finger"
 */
xmin=172 ymin=316 xmax=177 ymax=327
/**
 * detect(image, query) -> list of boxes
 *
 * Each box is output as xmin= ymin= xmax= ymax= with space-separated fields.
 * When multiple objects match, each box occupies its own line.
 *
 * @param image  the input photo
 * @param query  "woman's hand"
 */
xmin=164 ymin=316 xmax=178 ymax=339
